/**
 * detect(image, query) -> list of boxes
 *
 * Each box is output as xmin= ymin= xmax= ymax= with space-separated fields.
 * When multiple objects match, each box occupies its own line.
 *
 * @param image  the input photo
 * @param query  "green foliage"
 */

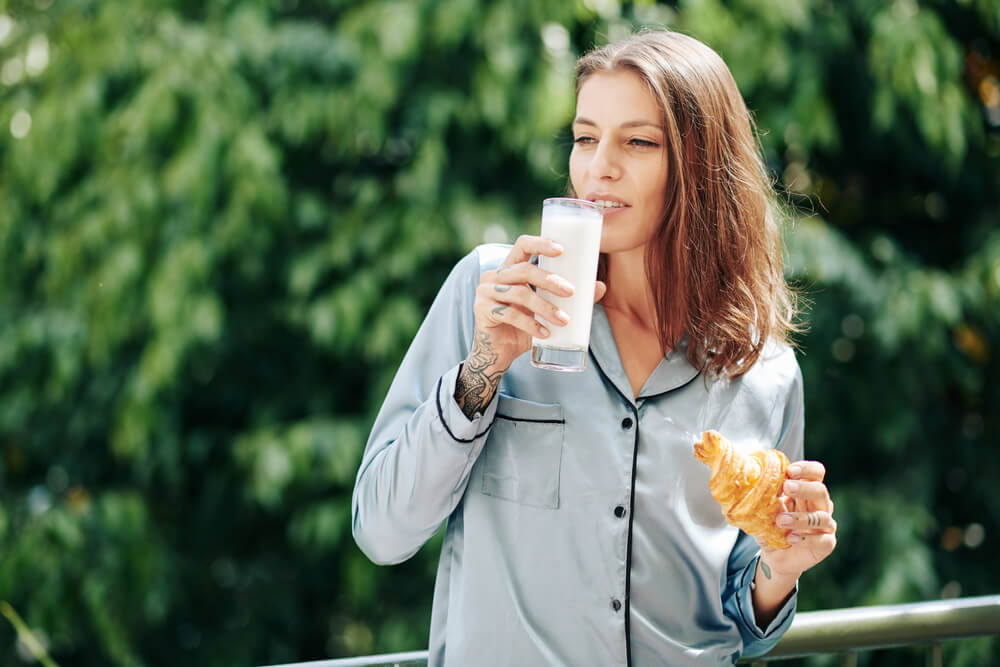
xmin=0 ymin=0 xmax=997 ymax=665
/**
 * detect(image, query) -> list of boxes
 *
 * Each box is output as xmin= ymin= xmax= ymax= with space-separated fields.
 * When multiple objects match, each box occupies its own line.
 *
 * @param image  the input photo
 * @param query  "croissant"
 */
xmin=693 ymin=430 xmax=790 ymax=549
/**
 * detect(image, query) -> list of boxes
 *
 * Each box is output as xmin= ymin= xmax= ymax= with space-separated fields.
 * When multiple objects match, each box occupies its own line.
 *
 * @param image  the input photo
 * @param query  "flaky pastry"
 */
xmin=693 ymin=430 xmax=790 ymax=549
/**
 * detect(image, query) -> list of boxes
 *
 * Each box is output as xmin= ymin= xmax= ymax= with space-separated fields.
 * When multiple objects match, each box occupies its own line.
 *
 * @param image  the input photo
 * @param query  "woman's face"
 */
xmin=570 ymin=70 xmax=668 ymax=256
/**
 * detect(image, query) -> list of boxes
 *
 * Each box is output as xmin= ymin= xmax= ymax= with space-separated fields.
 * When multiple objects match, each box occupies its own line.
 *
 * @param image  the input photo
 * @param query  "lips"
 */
xmin=584 ymin=193 xmax=630 ymax=211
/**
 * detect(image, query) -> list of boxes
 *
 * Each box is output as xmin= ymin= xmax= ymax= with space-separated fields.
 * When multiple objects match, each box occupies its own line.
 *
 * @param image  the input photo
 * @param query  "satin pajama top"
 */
xmin=352 ymin=244 xmax=802 ymax=666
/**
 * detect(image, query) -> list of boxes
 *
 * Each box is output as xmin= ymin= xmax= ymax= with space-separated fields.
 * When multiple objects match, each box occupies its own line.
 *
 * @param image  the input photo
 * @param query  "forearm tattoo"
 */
xmin=454 ymin=329 xmax=505 ymax=420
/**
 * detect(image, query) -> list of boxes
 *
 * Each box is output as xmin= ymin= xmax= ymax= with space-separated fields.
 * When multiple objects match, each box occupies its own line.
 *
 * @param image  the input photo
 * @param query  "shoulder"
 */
xmin=739 ymin=338 xmax=803 ymax=399
xmin=760 ymin=338 xmax=800 ymax=376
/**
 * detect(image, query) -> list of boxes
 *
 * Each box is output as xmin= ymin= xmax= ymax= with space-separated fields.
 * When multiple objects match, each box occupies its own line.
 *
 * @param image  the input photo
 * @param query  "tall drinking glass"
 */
xmin=530 ymin=197 xmax=604 ymax=372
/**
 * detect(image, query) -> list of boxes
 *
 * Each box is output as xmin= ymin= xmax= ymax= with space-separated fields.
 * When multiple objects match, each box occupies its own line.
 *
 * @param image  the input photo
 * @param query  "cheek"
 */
xmin=569 ymin=150 xmax=585 ymax=193
xmin=642 ymin=161 xmax=669 ymax=211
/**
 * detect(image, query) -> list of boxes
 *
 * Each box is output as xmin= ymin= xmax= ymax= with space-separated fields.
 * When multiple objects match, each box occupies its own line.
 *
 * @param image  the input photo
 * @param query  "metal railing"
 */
xmin=260 ymin=594 xmax=1000 ymax=667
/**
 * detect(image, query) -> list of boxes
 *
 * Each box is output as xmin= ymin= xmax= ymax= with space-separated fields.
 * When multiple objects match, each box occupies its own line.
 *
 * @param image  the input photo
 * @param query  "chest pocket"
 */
xmin=481 ymin=394 xmax=565 ymax=509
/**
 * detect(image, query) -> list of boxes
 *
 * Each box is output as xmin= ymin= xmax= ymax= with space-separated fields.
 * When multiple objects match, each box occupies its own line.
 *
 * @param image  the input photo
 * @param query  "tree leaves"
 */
xmin=0 ymin=0 xmax=998 ymax=665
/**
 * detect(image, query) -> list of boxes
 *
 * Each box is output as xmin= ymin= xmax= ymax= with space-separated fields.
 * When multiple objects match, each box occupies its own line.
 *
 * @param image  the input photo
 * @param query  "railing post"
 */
xmin=926 ymin=643 xmax=942 ymax=667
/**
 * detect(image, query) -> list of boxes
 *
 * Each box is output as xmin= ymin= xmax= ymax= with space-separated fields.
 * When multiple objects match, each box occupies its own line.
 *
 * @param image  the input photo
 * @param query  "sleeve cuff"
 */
xmin=736 ymin=554 xmax=798 ymax=640
xmin=433 ymin=363 xmax=499 ymax=444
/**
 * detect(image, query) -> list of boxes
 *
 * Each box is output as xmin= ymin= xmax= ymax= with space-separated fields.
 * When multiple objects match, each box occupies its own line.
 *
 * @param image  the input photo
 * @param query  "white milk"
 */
xmin=532 ymin=209 xmax=603 ymax=350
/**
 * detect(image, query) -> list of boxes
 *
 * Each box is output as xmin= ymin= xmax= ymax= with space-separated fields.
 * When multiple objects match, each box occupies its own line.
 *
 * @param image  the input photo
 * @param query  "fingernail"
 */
xmin=555 ymin=310 xmax=570 ymax=324
xmin=787 ymin=534 xmax=802 ymax=544
xmin=784 ymin=480 xmax=799 ymax=494
xmin=777 ymin=513 xmax=794 ymax=527
xmin=538 ymin=326 xmax=550 ymax=337
xmin=788 ymin=464 xmax=802 ymax=476
xmin=551 ymin=242 xmax=564 ymax=254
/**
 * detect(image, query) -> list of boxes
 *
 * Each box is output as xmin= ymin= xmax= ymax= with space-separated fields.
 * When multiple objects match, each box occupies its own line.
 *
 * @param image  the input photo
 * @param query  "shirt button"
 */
xmin=621 ymin=416 xmax=634 ymax=430
xmin=611 ymin=599 xmax=622 ymax=612
xmin=614 ymin=505 xmax=626 ymax=518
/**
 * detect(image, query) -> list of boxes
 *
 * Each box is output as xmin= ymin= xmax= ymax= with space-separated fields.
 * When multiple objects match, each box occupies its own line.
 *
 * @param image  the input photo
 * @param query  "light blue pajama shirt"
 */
xmin=353 ymin=244 xmax=803 ymax=666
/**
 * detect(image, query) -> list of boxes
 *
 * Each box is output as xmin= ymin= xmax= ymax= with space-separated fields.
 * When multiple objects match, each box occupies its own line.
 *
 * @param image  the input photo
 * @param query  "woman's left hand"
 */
xmin=759 ymin=460 xmax=837 ymax=577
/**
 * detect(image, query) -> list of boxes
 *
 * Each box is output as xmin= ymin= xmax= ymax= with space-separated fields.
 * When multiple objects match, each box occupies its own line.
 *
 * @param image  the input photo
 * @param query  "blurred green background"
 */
xmin=0 ymin=0 xmax=997 ymax=665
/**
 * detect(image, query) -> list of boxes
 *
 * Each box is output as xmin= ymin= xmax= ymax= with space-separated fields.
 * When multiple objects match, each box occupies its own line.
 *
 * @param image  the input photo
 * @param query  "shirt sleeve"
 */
xmin=351 ymin=247 xmax=501 ymax=565
xmin=722 ymin=351 xmax=805 ymax=657
xmin=723 ymin=533 xmax=798 ymax=657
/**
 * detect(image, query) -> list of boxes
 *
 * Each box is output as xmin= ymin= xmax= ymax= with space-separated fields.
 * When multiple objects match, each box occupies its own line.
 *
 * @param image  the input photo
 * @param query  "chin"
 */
xmin=599 ymin=232 xmax=648 ymax=256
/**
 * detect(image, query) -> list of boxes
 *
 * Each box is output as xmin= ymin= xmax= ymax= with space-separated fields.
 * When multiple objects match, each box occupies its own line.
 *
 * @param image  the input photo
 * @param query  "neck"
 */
xmin=602 ymin=247 xmax=658 ymax=330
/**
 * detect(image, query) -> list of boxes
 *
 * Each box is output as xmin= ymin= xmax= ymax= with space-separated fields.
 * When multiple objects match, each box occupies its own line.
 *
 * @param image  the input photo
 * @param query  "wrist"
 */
xmin=459 ymin=350 xmax=510 ymax=384
xmin=753 ymin=556 xmax=798 ymax=593
xmin=453 ymin=332 xmax=507 ymax=420
xmin=758 ymin=550 xmax=805 ymax=581
xmin=464 ymin=352 xmax=510 ymax=377
xmin=750 ymin=557 xmax=798 ymax=630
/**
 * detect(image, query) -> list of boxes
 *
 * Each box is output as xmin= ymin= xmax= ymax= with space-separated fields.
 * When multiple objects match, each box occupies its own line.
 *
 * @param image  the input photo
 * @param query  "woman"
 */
xmin=353 ymin=30 xmax=837 ymax=666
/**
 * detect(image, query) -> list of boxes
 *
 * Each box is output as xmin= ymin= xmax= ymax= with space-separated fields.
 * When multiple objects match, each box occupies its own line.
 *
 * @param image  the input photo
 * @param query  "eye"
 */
xmin=573 ymin=135 xmax=597 ymax=145
xmin=628 ymin=138 xmax=659 ymax=148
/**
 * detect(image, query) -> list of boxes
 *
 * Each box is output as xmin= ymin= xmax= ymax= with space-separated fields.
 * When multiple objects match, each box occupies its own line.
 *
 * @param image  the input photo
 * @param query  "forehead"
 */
xmin=575 ymin=70 xmax=661 ymax=124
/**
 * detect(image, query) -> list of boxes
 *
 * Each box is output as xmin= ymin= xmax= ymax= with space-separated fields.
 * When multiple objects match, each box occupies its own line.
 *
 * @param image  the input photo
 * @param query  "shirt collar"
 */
xmin=589 ymin=304 xmax=702 ymax=403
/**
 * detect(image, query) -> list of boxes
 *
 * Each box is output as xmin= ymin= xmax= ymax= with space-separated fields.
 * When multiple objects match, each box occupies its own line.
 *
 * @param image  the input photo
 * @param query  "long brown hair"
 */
xmin=575 ymin=30 xmax=799 ymax=379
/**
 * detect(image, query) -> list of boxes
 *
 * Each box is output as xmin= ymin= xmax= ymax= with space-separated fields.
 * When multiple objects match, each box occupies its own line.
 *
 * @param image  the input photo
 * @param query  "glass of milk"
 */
xmin=530 ymin=197 xmax=604 ymax=372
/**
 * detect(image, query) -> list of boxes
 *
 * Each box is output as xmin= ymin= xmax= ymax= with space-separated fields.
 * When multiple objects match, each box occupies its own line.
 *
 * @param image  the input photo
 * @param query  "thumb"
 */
xmin=593 ymin=280 xmax=607 ymax=303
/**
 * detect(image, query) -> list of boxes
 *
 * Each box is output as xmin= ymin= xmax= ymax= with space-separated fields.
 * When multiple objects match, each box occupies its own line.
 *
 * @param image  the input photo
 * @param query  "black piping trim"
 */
xmin=589 ymin=351 xmax=638 ymax=667
xmin=623 ymin=401 xmax=639 ymax=667
xmin=434 ymin=376 xmax=497 ymax=443
xmin=496 ymin=414 xmax=565 ymax=424
xmin=637 ymin=367 xmax=702 ymax=401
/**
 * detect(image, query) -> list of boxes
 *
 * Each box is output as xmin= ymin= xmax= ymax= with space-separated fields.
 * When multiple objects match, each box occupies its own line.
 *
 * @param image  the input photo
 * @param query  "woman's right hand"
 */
xmin=453 ymin=236 xmax=605 ymax=419
xmin=474 ymin=235 xmax=575 ymax=370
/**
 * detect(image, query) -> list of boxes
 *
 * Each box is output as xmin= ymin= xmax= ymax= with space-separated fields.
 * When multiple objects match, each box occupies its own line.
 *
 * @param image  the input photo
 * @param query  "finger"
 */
xmin=785 ymin=531 xmax=838 ymax=559
xmin=786 ymin=460 xmax=826 ymax=481
xmin=782 ymin=479 xmax=833 ymax=510
xmin=594 ymin=280 xmax=607 ymax=303
xmin=776 ymin=511 xmax=837 ymax=534
xmin=494 ymin=262 xmax=574 ymax=297
xmin=478 ymin=300 xmax=550 ymax=338
xmin=485 ymin=284 xmax=570 ymax=327
xmin=502 ymin=235 xmax=563 ymax=267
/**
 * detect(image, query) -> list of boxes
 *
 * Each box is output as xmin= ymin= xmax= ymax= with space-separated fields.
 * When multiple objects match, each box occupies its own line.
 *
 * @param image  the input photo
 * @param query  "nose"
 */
xmin=590 ymin=139 xmax=621 ymax=181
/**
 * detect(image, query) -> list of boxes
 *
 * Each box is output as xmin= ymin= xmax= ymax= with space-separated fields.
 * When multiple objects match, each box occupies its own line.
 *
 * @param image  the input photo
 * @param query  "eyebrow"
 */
xmin=573 ymin=117 xmax=663 ymax=130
